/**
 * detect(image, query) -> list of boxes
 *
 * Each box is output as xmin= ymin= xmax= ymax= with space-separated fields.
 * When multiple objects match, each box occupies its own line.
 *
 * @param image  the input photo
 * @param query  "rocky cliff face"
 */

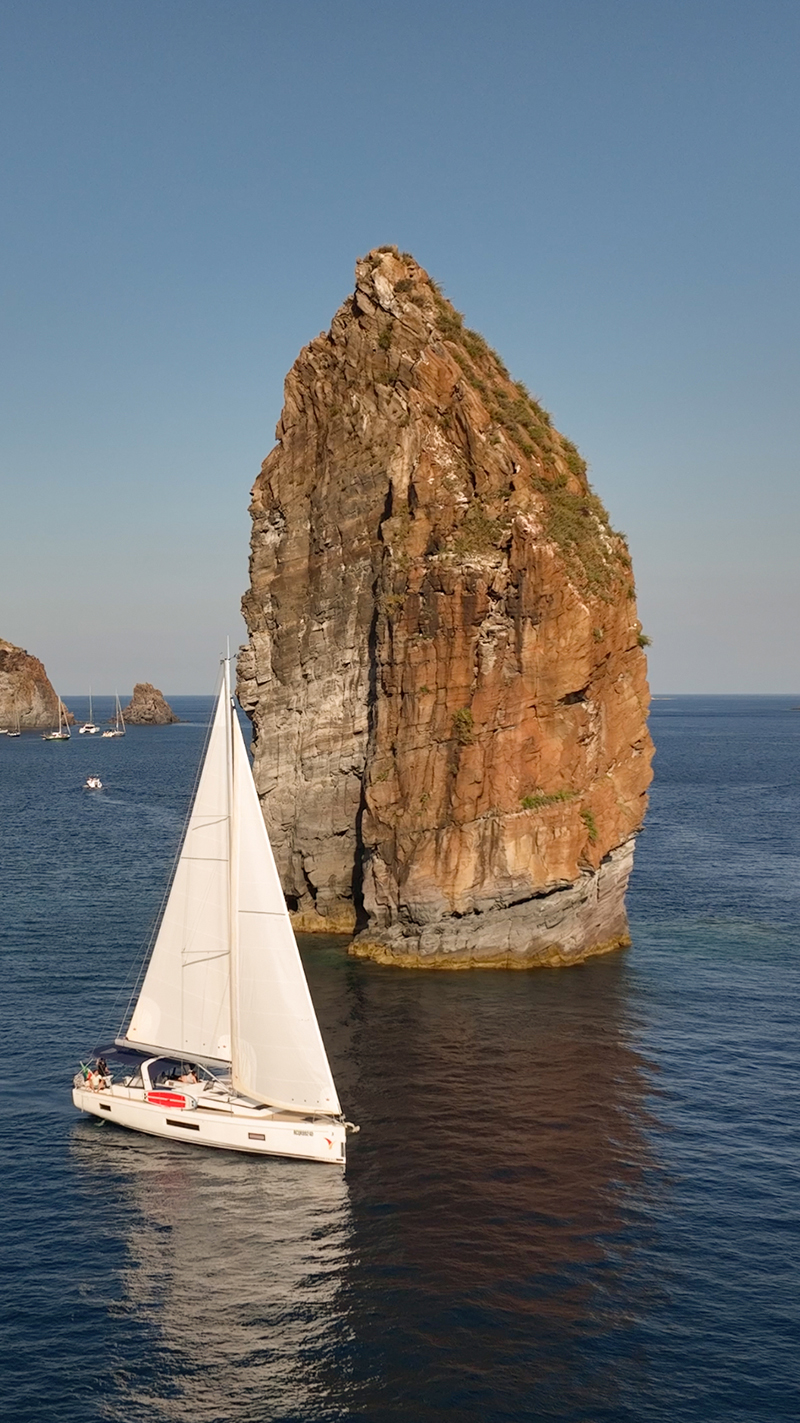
xmin=239 ymin=248 xmax=653 ymax=967
xmin=122 ymin=683 xmax=179 ymax=725
xmin=0 ymin=639 xmax=72 ymax=729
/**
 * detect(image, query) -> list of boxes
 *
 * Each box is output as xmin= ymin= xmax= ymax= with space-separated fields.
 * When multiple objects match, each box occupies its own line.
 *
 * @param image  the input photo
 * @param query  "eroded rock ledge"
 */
xmin=238 ymin=247 xmax=653 ymax=968
xmin=349 ymin=838 xmax=635 ymax=969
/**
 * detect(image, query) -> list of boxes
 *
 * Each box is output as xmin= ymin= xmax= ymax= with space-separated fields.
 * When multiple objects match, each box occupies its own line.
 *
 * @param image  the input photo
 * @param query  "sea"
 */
xmin=0 ymin=695 xmax=798 ymax=1423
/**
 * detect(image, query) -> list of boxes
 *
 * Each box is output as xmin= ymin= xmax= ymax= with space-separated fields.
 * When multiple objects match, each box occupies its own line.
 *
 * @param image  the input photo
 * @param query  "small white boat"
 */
xmin=73 ymin=658 xmax=357 ymax=1165
xmin=84 ymin=776 xmax=103 ymax=790
xmin=101 ymin=693 xmax=125 ymax=738
xmin=79 ymin=688 xmax=99 ymax=734
xmin=43 ymin=697 xmax=71 ymax=741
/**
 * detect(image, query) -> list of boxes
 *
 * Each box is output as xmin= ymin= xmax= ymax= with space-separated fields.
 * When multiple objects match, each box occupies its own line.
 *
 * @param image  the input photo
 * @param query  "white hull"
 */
xmin=73 ymin=1084 xmax=347 ymax=1166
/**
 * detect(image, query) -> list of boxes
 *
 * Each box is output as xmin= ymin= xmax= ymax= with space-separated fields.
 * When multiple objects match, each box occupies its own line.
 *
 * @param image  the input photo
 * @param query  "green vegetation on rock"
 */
xmin=521 ymin=789 xmax=576 ymax=811
xmin=451 ymin=708 xmax=474 ymax=745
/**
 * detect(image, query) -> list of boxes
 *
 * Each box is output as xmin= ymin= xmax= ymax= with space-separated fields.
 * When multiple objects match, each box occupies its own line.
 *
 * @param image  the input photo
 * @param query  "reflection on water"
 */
xmin=329 ymin=952 xmax=660 ymax=1421
xmin=62 ymin=947 xmax=658 ymax=1422
xmin=71 ymin=1128 xmax=353 ymax=1422
xmin=8 ymin=699 xmax=795 ymax=1422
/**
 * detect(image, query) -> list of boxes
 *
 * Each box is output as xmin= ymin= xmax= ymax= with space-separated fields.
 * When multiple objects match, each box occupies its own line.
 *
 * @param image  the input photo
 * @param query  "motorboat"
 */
xmin=79 ymin=689 xmax=99 ymax=734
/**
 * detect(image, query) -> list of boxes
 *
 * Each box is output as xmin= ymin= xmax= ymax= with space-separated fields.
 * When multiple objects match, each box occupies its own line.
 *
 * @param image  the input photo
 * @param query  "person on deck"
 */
xmin=87 ymin=1058 xmax=110 ymax=1090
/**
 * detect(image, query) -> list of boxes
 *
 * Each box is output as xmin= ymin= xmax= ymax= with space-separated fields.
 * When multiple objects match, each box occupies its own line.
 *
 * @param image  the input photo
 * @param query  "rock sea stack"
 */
xmin=238 ymin=247 xmax=653 ymax=968
xmin=0 ymin=638 xmax=72 ymax=729
xmin=121 ymin=683 xmax=179 ymax=725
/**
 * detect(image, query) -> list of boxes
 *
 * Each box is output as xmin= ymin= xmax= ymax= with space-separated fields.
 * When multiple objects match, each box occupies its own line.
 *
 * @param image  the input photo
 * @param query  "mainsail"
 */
xmin=124 ymin=663 xmax=341 ymax=1117
xmin=231 ymin=712 xmax=341 ymax=1114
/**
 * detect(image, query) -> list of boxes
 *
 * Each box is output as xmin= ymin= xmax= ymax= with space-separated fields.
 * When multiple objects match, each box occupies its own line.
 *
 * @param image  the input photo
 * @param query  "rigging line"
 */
xmin=226 ymin=656 xmax=239 ymax=1082
xmin=239 ymin=910 xmax=289 ymax=917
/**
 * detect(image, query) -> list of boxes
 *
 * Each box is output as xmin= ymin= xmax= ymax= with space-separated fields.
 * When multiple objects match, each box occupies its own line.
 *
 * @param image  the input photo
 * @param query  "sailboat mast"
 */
xmin=225 ymin=656 xmax=241 ymax=1085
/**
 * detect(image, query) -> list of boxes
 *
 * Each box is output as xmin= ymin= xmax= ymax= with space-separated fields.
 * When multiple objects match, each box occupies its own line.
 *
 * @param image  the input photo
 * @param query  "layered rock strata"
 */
xmin=239 ymin=248 xmax=653 ymax=966
xmin=0 ymin=638 xmax=72 ymax=729
xmin=122 ymin=683 xmax=179 ymax=725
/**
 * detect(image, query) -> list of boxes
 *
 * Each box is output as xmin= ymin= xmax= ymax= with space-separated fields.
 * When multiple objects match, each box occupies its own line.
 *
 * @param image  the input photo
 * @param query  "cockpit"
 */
xmin=143 ymin=1057 xmax=221 ymax=1091
xmin=83 ymin=1044 xmax=230 ymax=1096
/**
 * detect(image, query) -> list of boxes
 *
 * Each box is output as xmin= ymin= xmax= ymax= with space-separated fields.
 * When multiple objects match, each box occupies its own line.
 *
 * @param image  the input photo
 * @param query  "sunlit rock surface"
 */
xmin=122 ymin=683 xmax=179 ymax=725
xmin=239 ymin=248 xmax=653 ymax=966
xmin=0 ymin=638 xmax=71 ymax=729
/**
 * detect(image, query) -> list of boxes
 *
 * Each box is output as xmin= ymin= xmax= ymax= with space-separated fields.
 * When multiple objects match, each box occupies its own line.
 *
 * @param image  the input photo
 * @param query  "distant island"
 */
xmin=121 ymin=683 xmax=179 ymax=725
xmin=0 ymin=637 xmax=73 ymax=729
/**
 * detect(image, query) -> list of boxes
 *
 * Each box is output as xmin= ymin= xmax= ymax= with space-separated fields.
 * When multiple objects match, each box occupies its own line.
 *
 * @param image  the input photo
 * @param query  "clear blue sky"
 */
xmin=1 ymin=0 xmax=798 ymax=693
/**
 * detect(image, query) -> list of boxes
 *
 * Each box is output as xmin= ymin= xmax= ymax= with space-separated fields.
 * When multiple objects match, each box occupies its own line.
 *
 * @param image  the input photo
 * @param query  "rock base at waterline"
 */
xmin=349 ymin=838 xmax=635 ymax=970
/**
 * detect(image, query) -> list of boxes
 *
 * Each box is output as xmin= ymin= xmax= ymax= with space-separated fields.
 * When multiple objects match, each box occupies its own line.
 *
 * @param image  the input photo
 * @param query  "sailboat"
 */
xmin=43 ymin=697 xmax=71 ymax=741
xmin=72 ymin=658 xmax=356 ymax=1165
xmin=101 ymin=693 xmax=125 ymax=738
xmin=7 ymin=698 xmax=21 ymax=737
xmin=3 ymin=694 xmax=21 ymax=737
xmin=79 ymin=689 xmax=99 ymax=734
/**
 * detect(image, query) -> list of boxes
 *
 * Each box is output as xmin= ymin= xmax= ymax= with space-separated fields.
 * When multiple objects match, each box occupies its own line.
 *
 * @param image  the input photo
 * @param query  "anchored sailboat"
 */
xmin=72 ymin=658 xmax=356 ymax=1165
xmin=7 ymin=695 xmax=21 ymax=736
xmin=101 ymin=693 xmax=125 ymax=738
xmin=43 ymin=697 xmax=70 ymax=741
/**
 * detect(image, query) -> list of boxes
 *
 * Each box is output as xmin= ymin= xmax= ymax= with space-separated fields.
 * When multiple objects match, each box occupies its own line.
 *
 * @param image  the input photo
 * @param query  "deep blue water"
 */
xmin=0 ymin=695 xmax=798 ymax=1422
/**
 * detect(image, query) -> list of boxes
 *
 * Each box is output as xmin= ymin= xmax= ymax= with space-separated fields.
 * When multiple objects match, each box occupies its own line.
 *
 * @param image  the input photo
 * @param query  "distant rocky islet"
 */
xmin=0 ymin=639 xmax=72 ymax=729
xmin=120 ymin=683 xmax=179 ymax=725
